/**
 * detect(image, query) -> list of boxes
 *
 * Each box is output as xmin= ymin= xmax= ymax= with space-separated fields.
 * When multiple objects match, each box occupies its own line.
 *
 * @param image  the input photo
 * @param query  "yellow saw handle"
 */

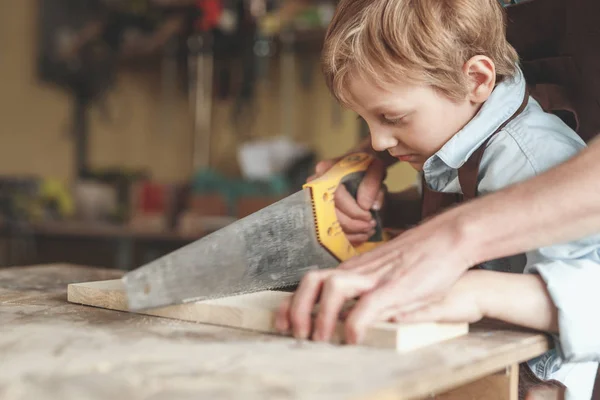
xmin=303 ymin=152 xmax=390 ymax=262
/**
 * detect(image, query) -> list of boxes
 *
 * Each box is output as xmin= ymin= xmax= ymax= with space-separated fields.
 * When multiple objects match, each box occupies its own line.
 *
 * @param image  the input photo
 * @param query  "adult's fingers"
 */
xmin=288 ymin=269 xmax=335 ymax=339
xmin=344 ymin=290 xmax=395 ymax=344
xmin=312 ymin=272 xmax=379 ymax=342
xmin=391 ymin=302 xmax=444 ymax=323
xmin=344 ymin=261 xmax=453 ymax=344
xmin=275 ymin=296 xmax=292 ymax=333
xmin=337 ymin=238 xmax=402 ymax=272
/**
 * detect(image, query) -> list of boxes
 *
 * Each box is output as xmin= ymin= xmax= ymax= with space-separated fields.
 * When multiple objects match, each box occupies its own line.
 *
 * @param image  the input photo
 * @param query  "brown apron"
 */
xmin=504 ymin=1 xmax=600 ymax=396
xmin=421 ymin=90 xmax=529 ymax=220
xmin=419 ymin=91 xmax=576 ymax=397
xmin=418 ymin=0 xmax=600 ymax=396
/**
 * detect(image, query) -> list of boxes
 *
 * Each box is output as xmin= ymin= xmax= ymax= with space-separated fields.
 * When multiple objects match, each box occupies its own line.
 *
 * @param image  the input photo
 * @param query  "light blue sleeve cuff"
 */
xmin=528 ymin=258 xmax=600 ymax=363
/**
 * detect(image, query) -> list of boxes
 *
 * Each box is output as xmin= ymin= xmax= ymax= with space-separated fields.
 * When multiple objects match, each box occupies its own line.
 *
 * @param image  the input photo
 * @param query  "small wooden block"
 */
xmin=67 ymin=279 xmax=468 ymax=352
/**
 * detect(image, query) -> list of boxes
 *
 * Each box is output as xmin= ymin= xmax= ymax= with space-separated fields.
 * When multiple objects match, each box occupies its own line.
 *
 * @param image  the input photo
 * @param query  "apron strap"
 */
xmin=457 ymin=89 xmax=530 ymax=200
xmin=421 ymin=88 xmax=529 ymax=219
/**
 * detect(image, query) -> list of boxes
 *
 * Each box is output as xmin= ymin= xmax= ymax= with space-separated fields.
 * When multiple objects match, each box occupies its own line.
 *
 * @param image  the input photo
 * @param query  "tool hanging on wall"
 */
xmin=188 ymin=32 xmax=213 ymax=171
xmin=230 ymin=0 xmax=259 ymax=139
xmin=279 ymin=28 xmax=296 ymax=139
xmin=251 ymin=0 xmax=274 ymax=86
xmin=212 ymin=0 xmax=238 ymax=101
xmin=188 ymin=0 xmax=223 ymax=172
xmin=160 ymin=36 xmax=179 ymax=138
xmin=37 ymin=0 xmax=116 ymax=179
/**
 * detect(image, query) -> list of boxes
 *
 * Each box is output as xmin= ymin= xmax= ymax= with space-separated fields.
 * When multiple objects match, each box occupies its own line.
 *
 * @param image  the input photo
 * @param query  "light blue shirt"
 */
xmin=421 ymin=67 xmax=600 ymax=399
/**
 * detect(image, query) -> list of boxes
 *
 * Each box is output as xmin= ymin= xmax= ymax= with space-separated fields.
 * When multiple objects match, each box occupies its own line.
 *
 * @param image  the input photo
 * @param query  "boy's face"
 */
xmin=347 ymin=75 xmax=481 ymax=171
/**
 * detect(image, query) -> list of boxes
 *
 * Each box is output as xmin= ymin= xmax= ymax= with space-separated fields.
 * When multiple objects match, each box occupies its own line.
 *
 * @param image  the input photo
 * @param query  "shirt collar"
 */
xmin=425 ymin=67 xmax=526 ymax=170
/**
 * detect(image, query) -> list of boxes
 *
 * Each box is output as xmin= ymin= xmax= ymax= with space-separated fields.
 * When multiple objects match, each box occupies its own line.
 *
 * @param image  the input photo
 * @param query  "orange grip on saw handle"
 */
xmin=303 ymin=152 xmax=391 ymax=262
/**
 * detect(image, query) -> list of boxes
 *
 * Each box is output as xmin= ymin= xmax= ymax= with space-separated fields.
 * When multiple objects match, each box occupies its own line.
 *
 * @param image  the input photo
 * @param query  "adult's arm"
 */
xmin=277 ymin=137 xmax=600 ymax=345
xmin=459 ymin=136 xmax=600 ymax=264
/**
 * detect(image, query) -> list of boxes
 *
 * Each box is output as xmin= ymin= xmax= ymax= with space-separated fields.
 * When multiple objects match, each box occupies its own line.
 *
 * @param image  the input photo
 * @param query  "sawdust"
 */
xmin=0 ymin=265 xmax=122 ymax=292
xmin=0 ymin=319 xmax=403 ymax=400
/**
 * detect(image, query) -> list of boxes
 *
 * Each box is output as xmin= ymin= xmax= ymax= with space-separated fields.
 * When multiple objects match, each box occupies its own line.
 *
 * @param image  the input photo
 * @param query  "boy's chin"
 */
xmin=406 ymin=161 xmax=424 ymax=171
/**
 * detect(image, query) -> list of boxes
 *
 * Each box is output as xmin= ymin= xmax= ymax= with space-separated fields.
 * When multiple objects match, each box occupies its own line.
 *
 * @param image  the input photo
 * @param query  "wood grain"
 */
xmin=2 ymin=265 xmax=552 ymax=400
xmin=68 ymin=279 xmax=468 ymax=352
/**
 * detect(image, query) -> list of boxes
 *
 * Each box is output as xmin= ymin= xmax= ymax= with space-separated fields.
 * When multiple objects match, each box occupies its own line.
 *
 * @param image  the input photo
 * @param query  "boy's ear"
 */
xmin=463 ymin=56 xmax=496 ymax=104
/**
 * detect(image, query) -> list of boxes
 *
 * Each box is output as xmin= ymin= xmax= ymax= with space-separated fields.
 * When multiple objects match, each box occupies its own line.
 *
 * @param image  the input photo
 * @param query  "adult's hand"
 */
xmin=309 ymin=156 xmax=387 ymax=246
xmin=275 ymin=208 xmax=475 ymax=343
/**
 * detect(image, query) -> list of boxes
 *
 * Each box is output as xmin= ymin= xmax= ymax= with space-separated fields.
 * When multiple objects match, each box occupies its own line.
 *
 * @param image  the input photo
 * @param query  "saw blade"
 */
xmin=123 ymin=189 xmax=338 ymax=311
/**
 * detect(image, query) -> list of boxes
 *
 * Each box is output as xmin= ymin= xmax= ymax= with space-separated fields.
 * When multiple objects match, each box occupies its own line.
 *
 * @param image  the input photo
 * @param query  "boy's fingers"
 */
xmin=337 ymin=210 xmax=375 ymax=234
xmin=357 ymin=159 xmax=386 ymax=210
xmin=373 ymin=186 xmax=387 ymax=211
xmin=307 ymin=159 xmax=338 ymax=183
xmin=335 ymin=185 xmax=373 ymax=221
xmin=315 ymin=160 xmax=336 ymax=176
xmin=346 ymin=233 xmax=373 ymax=246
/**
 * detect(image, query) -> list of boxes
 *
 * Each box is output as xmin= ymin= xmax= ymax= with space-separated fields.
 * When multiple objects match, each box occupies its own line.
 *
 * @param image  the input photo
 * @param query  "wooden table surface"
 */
xmin=0 ymin=264 xmax=551 ymax=400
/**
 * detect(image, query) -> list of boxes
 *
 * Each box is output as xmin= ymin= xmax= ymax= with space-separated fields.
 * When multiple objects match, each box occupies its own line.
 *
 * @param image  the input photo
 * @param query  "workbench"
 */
xmin=0 ymin=264 xmax=551 ymax=400
xmin=0 ymin=217 xmax=234 ymax=269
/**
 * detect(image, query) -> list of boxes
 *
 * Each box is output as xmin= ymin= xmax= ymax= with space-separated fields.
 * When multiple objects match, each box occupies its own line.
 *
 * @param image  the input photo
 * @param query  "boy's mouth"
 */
xmin=394 ymin=154 xmax=418 ymax=162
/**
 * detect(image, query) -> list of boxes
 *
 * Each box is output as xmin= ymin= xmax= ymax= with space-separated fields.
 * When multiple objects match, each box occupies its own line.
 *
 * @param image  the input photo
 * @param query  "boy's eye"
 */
xmin=381 ymin=115 xmax=404 ymax=126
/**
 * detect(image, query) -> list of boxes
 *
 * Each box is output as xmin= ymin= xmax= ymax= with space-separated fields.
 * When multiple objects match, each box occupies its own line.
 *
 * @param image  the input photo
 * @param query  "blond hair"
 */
xmin=322 ymin=0 xmax=519 ymax=106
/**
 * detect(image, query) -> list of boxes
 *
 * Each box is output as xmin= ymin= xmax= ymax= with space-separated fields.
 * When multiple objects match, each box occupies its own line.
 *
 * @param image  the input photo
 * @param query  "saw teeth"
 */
xmin=183 ymin=282 xmax=297 ymax=303
xmin=307 ymin=187 xmax=322 ymax=245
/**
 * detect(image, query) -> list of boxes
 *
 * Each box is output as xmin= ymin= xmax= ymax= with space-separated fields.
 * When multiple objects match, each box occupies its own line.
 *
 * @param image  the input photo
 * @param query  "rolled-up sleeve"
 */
xmin=526 ymin=243 xmax=600 ymax=362
xmin=478 ymin=109 xmax=600 ymax=363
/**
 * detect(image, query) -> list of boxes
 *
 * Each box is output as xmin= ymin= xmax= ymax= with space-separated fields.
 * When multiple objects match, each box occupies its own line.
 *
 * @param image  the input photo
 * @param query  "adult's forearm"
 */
xmin=449 ymin=137 xmax=600 ymax=265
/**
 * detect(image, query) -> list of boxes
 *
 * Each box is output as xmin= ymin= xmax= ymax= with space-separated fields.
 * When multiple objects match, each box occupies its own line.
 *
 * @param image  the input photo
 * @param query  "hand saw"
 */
xmin=123 ymin=152 xmax=390 ymax=311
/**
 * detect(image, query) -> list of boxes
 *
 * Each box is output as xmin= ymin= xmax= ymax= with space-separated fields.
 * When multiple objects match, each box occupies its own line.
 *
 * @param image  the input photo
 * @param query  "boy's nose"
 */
xmin=370 ymin=130 xmax=398 ymax=152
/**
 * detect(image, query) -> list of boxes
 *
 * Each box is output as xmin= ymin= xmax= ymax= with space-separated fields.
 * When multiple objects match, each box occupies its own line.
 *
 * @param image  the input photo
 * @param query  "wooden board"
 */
xmin=68 ymin=279 xmax=468 ymax=352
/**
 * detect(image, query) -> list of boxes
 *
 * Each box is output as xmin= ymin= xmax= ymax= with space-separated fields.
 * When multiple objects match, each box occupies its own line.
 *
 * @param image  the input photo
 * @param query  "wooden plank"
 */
xmin=68 ymin=279 xmax=468 ymax=352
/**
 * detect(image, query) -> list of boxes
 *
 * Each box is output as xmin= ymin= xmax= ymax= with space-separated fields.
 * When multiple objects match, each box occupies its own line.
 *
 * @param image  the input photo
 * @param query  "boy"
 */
xmin=275 ymin=0 xmax=600 ymax=398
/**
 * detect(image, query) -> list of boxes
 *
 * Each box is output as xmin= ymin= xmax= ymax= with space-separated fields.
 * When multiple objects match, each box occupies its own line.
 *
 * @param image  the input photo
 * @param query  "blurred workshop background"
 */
xmin=0 ymin=0 xmax=417 ymax=270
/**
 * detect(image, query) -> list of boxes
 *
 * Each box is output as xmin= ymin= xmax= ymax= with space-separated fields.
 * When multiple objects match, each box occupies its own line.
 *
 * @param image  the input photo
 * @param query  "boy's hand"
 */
xmin=274 ymin=216 xmax=473 ymax=343
xmin=308 ymin=157 xmax=387 ymax=246
xmin=391 ymin=270 xmax=488 ymax=324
